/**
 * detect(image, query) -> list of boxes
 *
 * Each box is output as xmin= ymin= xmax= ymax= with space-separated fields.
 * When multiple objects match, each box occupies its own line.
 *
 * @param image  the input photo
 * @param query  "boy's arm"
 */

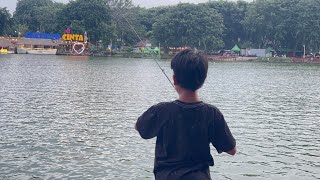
xmin=209 ymin=109 xmax=236 ymax=155
xmin=135 ymin=105 xmax=163 ymax=139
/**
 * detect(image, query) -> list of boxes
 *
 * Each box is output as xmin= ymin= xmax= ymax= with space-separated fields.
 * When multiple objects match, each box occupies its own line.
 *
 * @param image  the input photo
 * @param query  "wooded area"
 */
xmin=1 ymin=0 xmax=320 ymax=53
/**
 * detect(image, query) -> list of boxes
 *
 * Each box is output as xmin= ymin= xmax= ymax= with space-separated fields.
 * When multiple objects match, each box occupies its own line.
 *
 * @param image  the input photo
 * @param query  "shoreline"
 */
xmin=207 ymin=56 xmax=320 ymax=63
xmin=3 ymin=53 xmax=320 ymax=63
xmin=207 ymin=55 xmax=257 ymax=62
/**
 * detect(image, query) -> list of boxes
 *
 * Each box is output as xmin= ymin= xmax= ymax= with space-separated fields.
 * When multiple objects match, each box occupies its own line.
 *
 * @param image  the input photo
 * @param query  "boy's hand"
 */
xmin=226 ymin=147 xmax=236 ymax=156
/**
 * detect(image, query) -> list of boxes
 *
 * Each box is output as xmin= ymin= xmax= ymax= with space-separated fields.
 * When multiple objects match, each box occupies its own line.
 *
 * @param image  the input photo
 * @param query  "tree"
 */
xmin=10 ymin=0 xmax=320 ymax=53
xmin=33 ymin=2 xmax=65 ymax=33
xmin=108 ymin=0 xmax=146 ymax=46
xmin=242 ymin=0 xmax=272 ymax=49
xmin=242 ymin=0 xmax=320 ymax=53
xmin=207 ymin=0 xmax=249 ymax=49
xmin=14 ymin=0 xmax=56 ymax=32
xmin=0 ymin=7 xmax=14 ymax=36
xmin=152 ymin=3 xmax=225 ymax=52
xmin=138 ymin=6 xmax=174 ymax=45
xmin=58 ymin=0 xmax=112 ymax=43
xmin=106 ymin=0 xmax=134 ymax=9
xmin=294 ymin=0 xmax=320 ymax=53
xmin=140 ymin=6 xmax=173 ymax=35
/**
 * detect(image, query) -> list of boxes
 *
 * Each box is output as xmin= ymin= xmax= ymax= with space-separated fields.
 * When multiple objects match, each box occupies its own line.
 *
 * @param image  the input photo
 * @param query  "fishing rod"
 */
xmin=110 ymin=4 xmax=175 ymax=89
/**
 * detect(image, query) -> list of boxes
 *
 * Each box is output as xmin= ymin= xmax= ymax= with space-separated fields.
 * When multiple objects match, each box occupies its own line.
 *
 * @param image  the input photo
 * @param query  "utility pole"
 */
xmin=110 ymin=39 xmax=112 ymax=57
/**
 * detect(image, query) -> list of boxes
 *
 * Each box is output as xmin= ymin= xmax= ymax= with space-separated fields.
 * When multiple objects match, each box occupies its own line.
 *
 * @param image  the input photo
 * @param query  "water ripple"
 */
xmin=1 ymin=55 xmax=320 ymax=179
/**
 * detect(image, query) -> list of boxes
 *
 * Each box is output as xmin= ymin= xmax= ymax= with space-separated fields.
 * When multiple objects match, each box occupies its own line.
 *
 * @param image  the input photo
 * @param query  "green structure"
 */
xmin=142 ymin=47 xmax=160 ymax=56
xmin=231 ymin=45 xmax=241 ymax=52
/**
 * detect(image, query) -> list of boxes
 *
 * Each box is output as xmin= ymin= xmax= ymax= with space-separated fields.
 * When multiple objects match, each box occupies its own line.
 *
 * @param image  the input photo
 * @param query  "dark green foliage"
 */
xmin=152 ymin=3 xmax=225 ymax=52
xmin=110 ymin=5 xmax=146 ymax=46
xmin=0 ymin=7 xmax=14 ymax=36
xmin=207 ymin=1 xmax=248 ymax=49
xmin=242 ymin=0 xmax=320 ymax=53
xmin=3 ymin=0 xmax=320 ymax=53
xmin=58 ymin=0 xmax=112 ymax=43
xmin=14 ymin=0 xmax=58 ymax=32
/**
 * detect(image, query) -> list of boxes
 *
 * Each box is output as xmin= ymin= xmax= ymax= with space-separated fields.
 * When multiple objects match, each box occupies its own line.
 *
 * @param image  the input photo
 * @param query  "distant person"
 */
xmin=135 ymin=49 xmax=236 ymax=180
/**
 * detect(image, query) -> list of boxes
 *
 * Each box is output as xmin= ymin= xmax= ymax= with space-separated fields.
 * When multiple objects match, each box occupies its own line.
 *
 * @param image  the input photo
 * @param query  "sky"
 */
xmin=1 ymin=0 xmax=213 ymax=14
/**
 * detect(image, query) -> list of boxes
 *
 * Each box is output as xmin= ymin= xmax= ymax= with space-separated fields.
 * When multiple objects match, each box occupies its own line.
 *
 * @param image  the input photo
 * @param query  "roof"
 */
xmin=16 ymin=38 xmax=64 ymax=46
xmin=134 ymin=39 xmax=151 ymax=47
xmin=231 ymin=45 xmax=241 ymax=52
xmin=0 ymin=39 xmax=14 ymax=47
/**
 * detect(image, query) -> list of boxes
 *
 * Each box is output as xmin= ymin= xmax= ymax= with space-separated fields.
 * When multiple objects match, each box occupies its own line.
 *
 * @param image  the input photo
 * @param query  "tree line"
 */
xmin=1 ymin=0 xmax=320 ymax=54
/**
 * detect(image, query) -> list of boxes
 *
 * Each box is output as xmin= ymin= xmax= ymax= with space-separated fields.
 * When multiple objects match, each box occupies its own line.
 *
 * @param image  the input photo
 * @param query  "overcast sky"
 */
xmin=1 ymin=0 xmax=217 ymax=14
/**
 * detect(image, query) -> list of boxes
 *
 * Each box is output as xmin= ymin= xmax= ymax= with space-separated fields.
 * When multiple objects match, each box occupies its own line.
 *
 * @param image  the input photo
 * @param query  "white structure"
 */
xmin=241 ymin=49 xmax=267 ymax=57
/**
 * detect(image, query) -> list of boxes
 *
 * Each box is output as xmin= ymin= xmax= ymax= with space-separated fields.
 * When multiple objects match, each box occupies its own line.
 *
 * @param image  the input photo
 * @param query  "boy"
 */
xmin=135 ymin=49 xmax=236 ymax=180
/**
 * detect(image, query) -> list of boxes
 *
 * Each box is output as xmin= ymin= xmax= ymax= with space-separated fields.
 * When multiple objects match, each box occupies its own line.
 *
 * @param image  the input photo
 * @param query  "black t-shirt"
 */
xmin=136 ymin=100 xmax=236 ymax=179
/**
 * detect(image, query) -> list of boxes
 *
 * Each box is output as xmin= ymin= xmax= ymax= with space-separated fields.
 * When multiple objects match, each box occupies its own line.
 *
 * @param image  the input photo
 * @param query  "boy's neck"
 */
xmin=177 ymin=88 xmax=200 ymax=103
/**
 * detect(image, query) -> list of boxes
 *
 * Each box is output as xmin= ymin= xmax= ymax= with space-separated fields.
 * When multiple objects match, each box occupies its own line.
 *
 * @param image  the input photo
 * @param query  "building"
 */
xmin=15 ymin=38 xmax=64 ymax=54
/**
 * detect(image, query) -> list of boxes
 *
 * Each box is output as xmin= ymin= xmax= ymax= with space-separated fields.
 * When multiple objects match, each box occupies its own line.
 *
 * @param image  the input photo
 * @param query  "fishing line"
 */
xmin=110 ymin=4 xmax=175 ymax=89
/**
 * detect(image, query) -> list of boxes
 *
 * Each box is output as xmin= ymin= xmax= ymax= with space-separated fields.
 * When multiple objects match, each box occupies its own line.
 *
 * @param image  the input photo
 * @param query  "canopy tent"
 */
xmin=142 ymin=47 xmax=160 ymax=55
xmin=231 ymin=45 xmax=241 ymax=52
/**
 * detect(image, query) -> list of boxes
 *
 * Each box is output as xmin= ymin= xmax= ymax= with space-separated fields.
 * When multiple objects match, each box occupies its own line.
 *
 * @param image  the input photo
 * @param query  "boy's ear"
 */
xmin=173 ymin=75 xmax=178 ymax=85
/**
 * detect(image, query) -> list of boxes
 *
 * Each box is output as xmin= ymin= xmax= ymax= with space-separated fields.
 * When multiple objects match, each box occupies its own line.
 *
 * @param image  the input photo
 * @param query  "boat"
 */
xmin=0 ymin=48 xmax=7 ymax=54
xmin=27 ymin=48 xmax=57 ymax=55
xmin=17 ymin=47 xmax=28 ymax=54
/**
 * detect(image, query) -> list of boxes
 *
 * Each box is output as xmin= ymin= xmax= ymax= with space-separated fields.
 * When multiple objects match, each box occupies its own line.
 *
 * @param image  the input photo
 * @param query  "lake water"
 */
xmin=0 ymin=54 xmax=319 ymax=179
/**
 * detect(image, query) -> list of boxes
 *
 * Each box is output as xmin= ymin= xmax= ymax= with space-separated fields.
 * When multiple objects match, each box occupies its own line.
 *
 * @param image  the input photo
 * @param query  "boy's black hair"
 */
xmin=171 ymin=49 xmax=208 ymax=91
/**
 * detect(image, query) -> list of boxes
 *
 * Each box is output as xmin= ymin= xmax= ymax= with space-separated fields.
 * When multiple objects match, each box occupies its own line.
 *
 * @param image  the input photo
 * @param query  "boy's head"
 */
xmin=171 ymin=49 xmax=208 ymax=92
